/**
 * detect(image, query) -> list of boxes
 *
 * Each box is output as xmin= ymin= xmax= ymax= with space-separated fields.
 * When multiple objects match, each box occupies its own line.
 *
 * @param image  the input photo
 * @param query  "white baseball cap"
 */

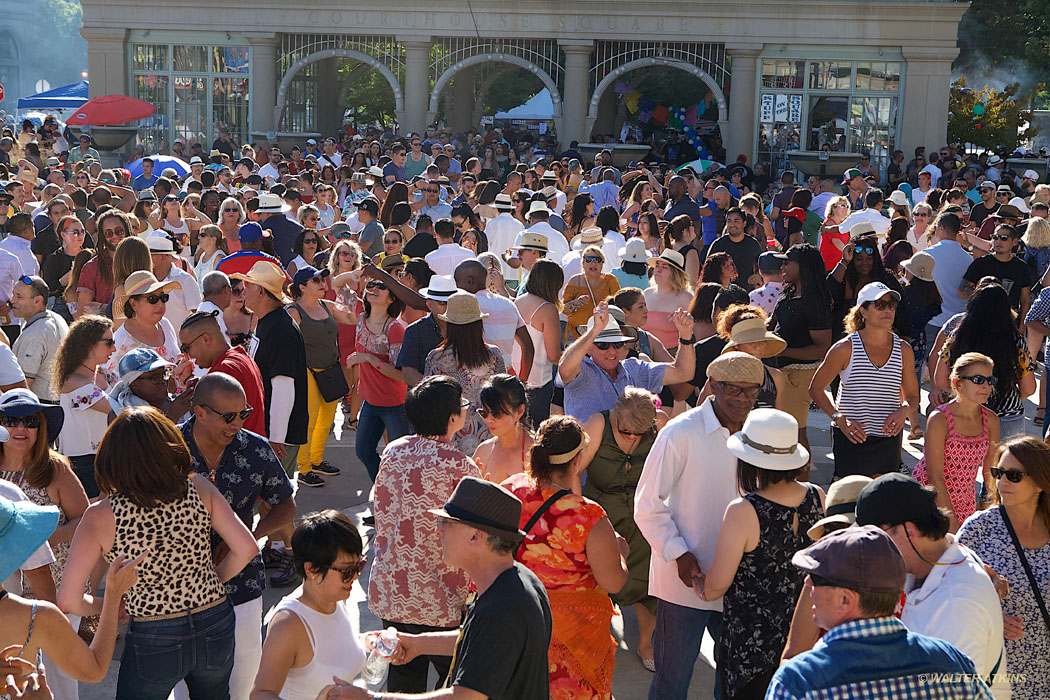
xmin=1024 ymin=169 xmax=1040 ymax=182
xmin=857 ymin=281 xmax=901 ymax=306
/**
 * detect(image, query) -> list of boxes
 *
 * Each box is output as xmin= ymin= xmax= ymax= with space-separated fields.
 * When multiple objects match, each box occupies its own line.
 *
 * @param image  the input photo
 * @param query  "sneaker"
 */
xmin=270 ymin=556 xmax=301 ymax=588
xmin=261 ymin=546 xmax=285 ymax=570
xmin=313 ymin=460 xmax=340 ymax=476
xmin=298 ymin=471 xmax=326 ymax=488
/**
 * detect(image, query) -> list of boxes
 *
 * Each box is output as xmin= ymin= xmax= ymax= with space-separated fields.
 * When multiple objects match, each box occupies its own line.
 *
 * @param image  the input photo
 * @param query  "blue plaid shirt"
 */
xmin=766 ymin=617 xmax=994 ymax=700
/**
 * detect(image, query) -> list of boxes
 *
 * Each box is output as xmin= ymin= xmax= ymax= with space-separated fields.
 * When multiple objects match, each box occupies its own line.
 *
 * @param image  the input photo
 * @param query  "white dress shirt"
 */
xmin=475 ymin=289 xmax=525 ymax=368
xmin=484 ymin=213 xmax=525 ymax=278
xmin=425 ymin=243 xmax=476 ymax=277
xmin=160 ymin=264 xmax=203 ymax=330
xmin=634 ymin=398 xmax=739 ymax=612
xmin=0 ymin=234 xmax=38 ymax=276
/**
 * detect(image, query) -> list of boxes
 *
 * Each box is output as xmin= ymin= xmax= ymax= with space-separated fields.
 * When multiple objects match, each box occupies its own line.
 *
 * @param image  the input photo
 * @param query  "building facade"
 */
xmin=80 ymin=0 xmax=967 ymax=167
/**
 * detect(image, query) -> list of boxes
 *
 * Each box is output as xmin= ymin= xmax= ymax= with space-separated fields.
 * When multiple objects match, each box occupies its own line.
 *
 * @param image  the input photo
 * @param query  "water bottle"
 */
xmin=362 ymin=626 xmax=400 ymax=690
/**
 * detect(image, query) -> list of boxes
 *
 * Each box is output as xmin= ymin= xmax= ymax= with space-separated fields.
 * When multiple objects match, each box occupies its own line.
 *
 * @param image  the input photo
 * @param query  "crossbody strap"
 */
xmin=1000 ymin=505 xmax=1050 ymax=633
xmin=515 ymin=488 xmax=572 ymax=561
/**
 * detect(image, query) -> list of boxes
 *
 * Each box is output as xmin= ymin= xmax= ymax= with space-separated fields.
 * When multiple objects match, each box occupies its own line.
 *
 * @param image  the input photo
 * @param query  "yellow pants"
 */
xmin=298 ymin=371 xmax=339 ymax=474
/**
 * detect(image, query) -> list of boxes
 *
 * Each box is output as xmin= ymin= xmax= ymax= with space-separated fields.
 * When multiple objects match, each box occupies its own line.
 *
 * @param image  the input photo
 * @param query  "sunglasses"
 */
xmin=383 ymin=238 xmax=401 ymax=244
xmin=231 ymin=286 xmax=246 ymax=295
xmin=223 ymin=207 xmax=239 ymax=213
xmin=990 ymin=467 xmax=1027 ymax=483
xmin=996 ymin=193 xmax=1011 ymax=198
xmin=142 ymin=292 xmax=170 ymax=305
xmin=594 ymin=341 xmax=625 ymax=350
xmin=179 ymin=331 xmax=207 ymax=354
xmin=718 ymin=381 xmax=762 ymax=399
xmin=0 ymin=415 xmax=41 ymax=429
xmin=914 ymin=212 xmax=930 ymax=218
xmin=583 ymin=255 xmax=604 ymax=263
xmin=303 ymin=238 xmax=318 ymax=245
xmin=199 ymin=404 xmax=254 ymax=423
xmin=476 ymin=406 xmax=507 ymax=419
xmin=991 ymin=234 xmax=1014 ymax=241
xmin=617 ymin=426 xmax=647 ymax=438
xmin=366 ymin=281 xmax=387 ymax=290
xmin=853 ymin=246 xmax=876 ymax=256
xmin=328 ymin=557 xmax=368 ymax=583
xmin=960 ymin=374 xmax=997 ymax=387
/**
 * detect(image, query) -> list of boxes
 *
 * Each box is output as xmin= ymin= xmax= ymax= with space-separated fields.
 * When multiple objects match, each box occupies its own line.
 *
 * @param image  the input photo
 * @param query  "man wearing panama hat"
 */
xmin=515 ymin=200 xmax=569 ymax=262
xmin=255 ymin=191 xmax=302 ymax=267
xmin=398 ymin=275 xmax=457 ymax=387
xmin=486 ymin=192 xmax=525 ymax=277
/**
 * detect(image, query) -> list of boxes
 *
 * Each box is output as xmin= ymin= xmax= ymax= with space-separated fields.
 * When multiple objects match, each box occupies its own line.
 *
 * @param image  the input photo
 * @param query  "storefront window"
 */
xmin=850 ymin=96 xmax=898 ymax=164
xmin=809 ymin=62 xmax=852 ymax=90
xmin=808 ymin=96 xmax=849 ymax=151
xmin=761 ymin=60 xmax=805 ymax=89
xmin=133 ymin=44 xmax=168 ymax=72
xmin=213 ymin=77 xmax=250 ymax=140
xmin=133 ymin=75 xmax=169 ymax=153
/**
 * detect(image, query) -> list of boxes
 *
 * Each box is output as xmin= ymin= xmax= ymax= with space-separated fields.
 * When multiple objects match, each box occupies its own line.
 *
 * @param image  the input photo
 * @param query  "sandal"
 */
xmin=1035 ymin=408 xmax=1045 ymax=427
xmin=345 ymin=418 xmax=358 ymax=430
xmin=907 ymin=428 xmax=924 ymax=441
xmin=640 ymin=656 xmax=656 ymax=673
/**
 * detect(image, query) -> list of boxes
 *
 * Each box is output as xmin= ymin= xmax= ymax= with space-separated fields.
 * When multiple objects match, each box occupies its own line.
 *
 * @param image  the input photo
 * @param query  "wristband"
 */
xmin=679 ymin=335 xmax=695 ymax=345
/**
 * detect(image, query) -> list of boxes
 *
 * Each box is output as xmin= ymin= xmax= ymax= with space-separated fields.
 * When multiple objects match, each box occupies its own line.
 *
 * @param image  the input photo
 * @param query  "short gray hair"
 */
xmin=201 ymin=270 xmax=231 ymax=298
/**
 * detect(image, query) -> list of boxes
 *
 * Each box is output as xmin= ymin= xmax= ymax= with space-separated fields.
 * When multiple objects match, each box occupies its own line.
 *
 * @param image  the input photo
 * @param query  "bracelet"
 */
xmin=679 ymin=336 xmax=695 ymax=344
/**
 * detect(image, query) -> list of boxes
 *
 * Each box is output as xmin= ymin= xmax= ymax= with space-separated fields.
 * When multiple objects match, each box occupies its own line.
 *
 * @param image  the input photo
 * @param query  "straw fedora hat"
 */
xmin=512 ymin=233 xmax=549 ymax=253
xmin=806 ymin=475 xmax=873 ymax=540
xmin=727 ymin=408 xmax=810 ymax=471
xmin=849 ymin=221 xmax=878 ymax=238
xmin=230 ymin=260 xmax=292 ymax=304
xmin=722 ymin=317 xmax=787 ymax=358
xmin=437 ymin=291 xmax=489 ymax=325
xmin=571 ymin=227 xmax=605 ymax=249
xmin=901 ymin=251 xmax=935 ymax=283
xmin=577 ymin=314 xmax=635 ymax=343
xmin=526 ymin=200 xmax=553 ymax=217
xmin=116 ymin=270 xmax=182 ymax=311
xmin=647 ymin=248 xmax=686 ymax=273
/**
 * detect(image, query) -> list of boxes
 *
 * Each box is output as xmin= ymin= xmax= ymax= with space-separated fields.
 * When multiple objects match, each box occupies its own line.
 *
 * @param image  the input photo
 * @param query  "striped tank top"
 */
xmin=836 ymin=331 xmax=903 ymax=437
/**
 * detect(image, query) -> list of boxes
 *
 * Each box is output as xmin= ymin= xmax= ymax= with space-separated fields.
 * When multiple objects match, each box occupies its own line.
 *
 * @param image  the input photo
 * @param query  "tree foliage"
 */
xmin=956 ymin=0 xmax=1050 ymax=78
xmin=948 ymin=77 xmax=1041 ymax=151
xmin=25 ymin=0 xmax=87 ymax=89
xmin=340 ymin=61 xmax=397 ymax=127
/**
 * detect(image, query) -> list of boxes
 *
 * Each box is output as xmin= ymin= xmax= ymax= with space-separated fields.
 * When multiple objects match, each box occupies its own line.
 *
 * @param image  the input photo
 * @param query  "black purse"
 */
xmin=1000 ymin=505 xmax=1050 ymax=633
xmin=311 ymin=364 xmax=349 ymax=403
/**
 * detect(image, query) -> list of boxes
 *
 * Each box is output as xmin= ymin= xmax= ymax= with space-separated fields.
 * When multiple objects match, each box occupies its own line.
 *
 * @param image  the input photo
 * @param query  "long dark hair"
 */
xmin=566 ymin=192 xmax=593 ymax=232
xmin=700 ymin=252 xmax=734 ymax=284
xmin=906 ymin=277 xmax=942 ymax=310
xmin=595 ymin=206 xmax=621 ymax=235
xmin=441 ymin=320 xmax=494 ymax=369
xmin=786 ymin=243 xmax=831 ymax=307
xmin=844 ymin=235 xmax=891 ymax=292
xmin=947 ymin=284 xmax=1023 ymax=393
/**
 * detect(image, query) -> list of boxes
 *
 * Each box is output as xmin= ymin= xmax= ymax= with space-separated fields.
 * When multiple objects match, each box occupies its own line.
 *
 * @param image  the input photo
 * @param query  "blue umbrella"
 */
xmin=127 ymin=155 xmax=190 ymax=179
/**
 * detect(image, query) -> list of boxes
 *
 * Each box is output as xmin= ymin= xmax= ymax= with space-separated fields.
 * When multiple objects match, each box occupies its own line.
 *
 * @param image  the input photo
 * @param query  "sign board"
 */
xmin=760 ymin=94 xmax=774 ymax=123
xmin=774 ymin=95 xmax=789 ymax=122
xmin=789 ymin=95 xmax=803 ymax=123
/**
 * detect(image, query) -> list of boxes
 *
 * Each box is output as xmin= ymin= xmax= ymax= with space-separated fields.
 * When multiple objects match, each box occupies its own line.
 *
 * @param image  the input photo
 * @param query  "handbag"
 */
xmin=1000 ymin=505 xmax=1050 ymax=633
xmin=515 ymin=488 xmax=572 ymax=561
xmin=311 ymin=364 xmax=349 ymax=403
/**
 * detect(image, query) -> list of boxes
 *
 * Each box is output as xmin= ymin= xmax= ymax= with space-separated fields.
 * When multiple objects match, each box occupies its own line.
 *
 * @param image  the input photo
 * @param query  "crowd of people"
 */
xmin=0 ymin=119 xmax=1047 ymax=700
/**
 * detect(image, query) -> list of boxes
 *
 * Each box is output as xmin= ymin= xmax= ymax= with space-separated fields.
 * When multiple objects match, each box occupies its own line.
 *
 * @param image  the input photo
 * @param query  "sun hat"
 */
xmin=494 ymin=193 xmax=514 ymax=212
xmin=1010 ymin=196 xmax=1031 ymax=214
xmin=727 ymin=408 xmax=809 ymax=470
xmin=988 ymin=154 xmax=1003 ymax=166
xmin=0 ymin=497 xmax=59 ymax=584
xmin=437 ymin=291 xmax=488 ymax=325
xmin=577 ymin=314 xmax=634 ymax=343
xmin=647 ymin=248 xmax=686 ymax=273
xmin=209 ymin=149 xmax=222 ymax=159
xmin=991 ymin=204 xmax=1023 ymax=220
xmin=379 ymin=255 xmax=406 ymax=272
xmin=571 ymin=227 xmax=605 ymax=249
xmin=122 ymin=270 xmax=182 ymax=301
xmin=856 ymin=281 xmax=901 ymax=306
xmin=540 ymin=171 xmax=558 ymax=182
xmin=722 ymin=317 xmax=787 ymax=357
xmin=848 ymin=221 xmax=877 ymax=238
xmin=997 ymin=183 xmax=1014 ymax=194
xmin=618 ymin=238 xmax=649 ymax=264
xmin=806 ymin=475 xmax=873 ymax=540
xmin=792 ymin=524 xmax=906 ymax=594
xmin=541 ymin=185 xmax=559 ymax=200
xmin=511 ymin=233 xmax=549 ymax=253
xmin=0 ymin=388 xmax=64 ymax=442
xmin=255 ymin=191 xmax=291 ymax=214
xmin=116 ymin=347 xmax=174 ymax=385
xmin=841 ymin=168 xmax=863 ymax=185
xmin=367 ymin=165 xmax=384 ymax=180
xmin=526 ymin=200 xmax=552 ymax=217
xmin=901 ymin=251 xmax=935 ymax=283
xmin=428 ymin=476 xmax=525 ymax=541
xmin=291 ymin=264 xmax=330 ymax=289
xmin=328 ymin=221 xmax=352 ymax=239
xmin=137 ymin=189 xmax=157 ymax=202
xmin=887 ymin=190 xmax=910 ymax=207
xmin=146 ymin=235 xmax=179 ymax=255
xmin=420 ymin=275 xmax=457 ymax=301
xmin=707 ymin=350 xmax=765 ymax=384
xmin=230 ymin=260 xmax=292 ymax=304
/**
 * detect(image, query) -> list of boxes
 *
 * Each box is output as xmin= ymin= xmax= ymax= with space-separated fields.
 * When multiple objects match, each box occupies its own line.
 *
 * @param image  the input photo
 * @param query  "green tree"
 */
xmin=948 ymin=77 xmax=1042 ymax=150
xmin=340 ymin=62 xmax=397 ymax=127
xmin=28 ymin=0 xmax=87 ymax=88
xmin=956 ymin=0 xmax=1050 ymax=78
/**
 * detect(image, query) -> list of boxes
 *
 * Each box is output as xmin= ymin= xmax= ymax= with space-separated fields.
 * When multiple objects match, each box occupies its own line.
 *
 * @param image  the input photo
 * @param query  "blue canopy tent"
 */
xmin=16 ymin=80 xmax=89 ymax=111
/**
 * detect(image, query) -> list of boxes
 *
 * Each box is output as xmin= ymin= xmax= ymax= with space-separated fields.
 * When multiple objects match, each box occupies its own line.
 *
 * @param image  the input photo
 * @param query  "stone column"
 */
xmin=80 ymin=27 xmax=127 ymax=98
xmin=725 ymin=44 xmax=763 ymax=164
xmin=400 ymin=38 xmax=432 ymax=136
xmin=246 ymin=34 xmax=279 ymax=137
xmin=450 ymin=65 xmax=476 ymax=133
xmin=559 ymin=40 xmax=594 ymax=146
xmin=901 ymin=46 xmax=959 ymax=158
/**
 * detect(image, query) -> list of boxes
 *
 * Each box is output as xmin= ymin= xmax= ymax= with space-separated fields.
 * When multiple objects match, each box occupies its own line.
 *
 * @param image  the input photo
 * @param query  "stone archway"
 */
xmin=586 ymin=57 xmax=729 ymax=141
xmin=274 ymin=48 xmax=404 ymax=130
xmin=428 ymin=53 xmax=564 ymax=135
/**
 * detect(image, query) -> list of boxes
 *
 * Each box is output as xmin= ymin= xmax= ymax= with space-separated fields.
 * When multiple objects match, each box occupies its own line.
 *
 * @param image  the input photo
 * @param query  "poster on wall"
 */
xmin=761 ymin=95 xmax=774 ymax=122
xmin=789 ymin=95 xmax=802 ymax=123
xmin=775 ymin=95 xmax=789 ymax=122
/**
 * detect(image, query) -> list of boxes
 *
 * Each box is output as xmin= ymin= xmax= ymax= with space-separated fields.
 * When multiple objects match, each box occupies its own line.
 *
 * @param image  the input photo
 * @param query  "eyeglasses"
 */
xmin=718 ymin=382 xmax=761 ymax=399
xmin=328 ymin=557 xmax=367 ymax=583
xmin=991 ymin=234 xmax=1014 ymax=241
xmin=199 ymin=404 xmax=254 ymax=424
xmin=0 ymin=415 xmax=40 ymax=429
xmin=991 ymin=467 xmax=1027 ymax=483
xmin=460 ymin=397 xmax=472 ymax=411
xmin=143 ymin=293 xmax=170 ymax=305
xmin=179 ymin=332 xmax=207 ymax=354
xmin=594 ymin=341 xmax=625 ymax=350
xmin=583 ymin=255 xmax=604 ymax=263
xmin=853 ymin=246 xmax=876 ymax=256
xmin=868 ymin=298 xmax=898 ymax=311
xmin=960 ymin=374 xmax=997 ymax=387
xmin=366 ymin=281 xmax=387 ymax=291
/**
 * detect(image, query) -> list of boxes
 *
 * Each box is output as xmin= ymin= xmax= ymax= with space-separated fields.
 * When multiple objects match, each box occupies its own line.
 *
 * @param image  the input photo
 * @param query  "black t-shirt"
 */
xmin=706 ymin=234 xmax=764 ymax=290
xmin=963 ymin=254 xmax=1033 ymax=310
xmin=253 ymin=308 xmax=309 ymax=445
xmin=40 ymin=250 xmax=74 ymax=296
xmin=769 ymin=292 xmax=833 ymax=367
xmin=970 ymin=201 xmax=999 ymax=227
xmin=887 ymin=161 xmax=902 ymax=184
xmin=689 ymin=336 xmax=729 ymax=389
xmin=32 ymin=223 xmax=60 ymax=260
xmin=448 ymin=562 xmax=551 ymax=700
xmin=403 ymin=232 xmax=438 ymax=259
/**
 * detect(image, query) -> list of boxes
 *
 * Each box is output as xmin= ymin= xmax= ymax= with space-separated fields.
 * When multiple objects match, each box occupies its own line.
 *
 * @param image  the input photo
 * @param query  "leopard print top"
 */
xmin=105 ymin=481 xmax=226 ymax=617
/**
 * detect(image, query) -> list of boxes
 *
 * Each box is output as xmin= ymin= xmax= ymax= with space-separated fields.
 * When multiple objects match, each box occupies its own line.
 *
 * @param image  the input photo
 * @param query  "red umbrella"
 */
xmin=66 ymin=94 xmax=157 ymax=126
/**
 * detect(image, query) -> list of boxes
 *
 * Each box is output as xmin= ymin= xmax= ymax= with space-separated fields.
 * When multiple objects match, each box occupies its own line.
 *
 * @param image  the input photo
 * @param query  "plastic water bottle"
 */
xmin=362 ymin=627 xmax=400 ymax=690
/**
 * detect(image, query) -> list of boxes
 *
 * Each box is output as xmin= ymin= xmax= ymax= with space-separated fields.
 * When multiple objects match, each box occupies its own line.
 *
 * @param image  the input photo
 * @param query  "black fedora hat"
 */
xmin=429 ymin=476 xmax=525 ymax=541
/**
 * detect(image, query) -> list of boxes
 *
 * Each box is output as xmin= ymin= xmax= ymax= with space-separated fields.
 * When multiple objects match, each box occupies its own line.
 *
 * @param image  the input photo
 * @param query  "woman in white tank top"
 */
xmin=253 ymin=511 xmax=368 ymax=699
xmin=513 ymin=259 xmax=565 ymax=427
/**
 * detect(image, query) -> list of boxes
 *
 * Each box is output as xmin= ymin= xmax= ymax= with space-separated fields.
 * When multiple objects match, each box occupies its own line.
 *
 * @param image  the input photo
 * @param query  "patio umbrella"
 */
xmin=676 ymin=158 xmax=720 ymax=174
xmin=127 ymin=155 xmax=190 ymax=179
xmin=66 ymin=95 xmax=156 ymax=127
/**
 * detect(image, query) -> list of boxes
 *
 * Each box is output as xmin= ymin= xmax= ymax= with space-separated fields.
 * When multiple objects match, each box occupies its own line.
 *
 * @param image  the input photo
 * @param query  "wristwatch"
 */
xmin=831 ymin=411 xmax=843 ymax=423
xmin=368 ymin=692 xmax=384 ymax=700
xmin=679 ymin=335 xmax=695 ymax=344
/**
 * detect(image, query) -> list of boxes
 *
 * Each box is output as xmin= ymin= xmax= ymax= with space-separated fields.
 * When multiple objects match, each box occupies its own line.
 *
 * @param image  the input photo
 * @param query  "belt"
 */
xmin=129 ymin=595 xmax=227 ymax=623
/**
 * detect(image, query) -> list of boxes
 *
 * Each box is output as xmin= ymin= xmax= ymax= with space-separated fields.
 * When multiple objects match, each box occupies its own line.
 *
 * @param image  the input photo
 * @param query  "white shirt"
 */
xmin=258 ymin=163 xmax=280 ymax=181
xmin=485 ymin=213 xmax=525 ymax=279
xmin=810 ymin=191 xmax=835 ymax=216
xmin=911 ymin=187 xmax=930 ymax=206
xmin=0 ymin=479 xmax=55 ymax=592
xmin=0 ymin=343 xmax=25 ymax=386
xmin=514 ymin=221 xmax=570 ymax=262
xmin=907 ymin=226 xmax=930 ymax=252
xmin=901 ymin=537 xmax=1004 ymax=678
xmin=197 ymin=300 xmax=230 ymax=339
xmin=475 ymin=289 xmax=525 ymax=368
xmin=634 ymin=398 xmax=738 ymax=611
xmin=158 ymin=264 xmax=202 ymax=331
xmin=425 ymin=243 xmax=476 ymax=277
xmin=0 ymin=234 xmax=38 ymax=276
xmin=840 ymin=208 xmax=891 ymax=238
xmin=0 ymin=247 xmax=24 ymax=306
xmin=985 ymin=166 xmax=1001 ymax=183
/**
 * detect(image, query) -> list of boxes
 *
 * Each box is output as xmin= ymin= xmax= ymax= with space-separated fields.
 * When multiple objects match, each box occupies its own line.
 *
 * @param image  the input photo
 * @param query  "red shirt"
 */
xmin=211 ymin=345 xmax=268 ymax=437
xmin=356 ymin=317 xmax=407 ymax=407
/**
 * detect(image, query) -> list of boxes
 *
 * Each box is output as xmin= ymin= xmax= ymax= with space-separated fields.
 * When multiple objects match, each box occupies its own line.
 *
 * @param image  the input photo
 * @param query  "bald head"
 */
xmin=454 ymin=259 xmax=487 ymax=294
xmin=193 ymin=372 xmax=245 ymax=407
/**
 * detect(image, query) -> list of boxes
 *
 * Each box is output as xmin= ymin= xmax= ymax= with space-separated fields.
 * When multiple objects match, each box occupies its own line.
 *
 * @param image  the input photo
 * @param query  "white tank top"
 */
xmin=513 ymin=299 xmax=554 ymax=388
xmin=266 ymin=594 xmax=366 ymax=699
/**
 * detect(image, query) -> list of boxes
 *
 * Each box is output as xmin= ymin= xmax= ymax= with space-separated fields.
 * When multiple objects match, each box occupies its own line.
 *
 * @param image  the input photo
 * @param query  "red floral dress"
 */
xmin=503 ymin=472 xmax=616 ymax=700
xmin=913 ymin=404 xmax=989 ymax=524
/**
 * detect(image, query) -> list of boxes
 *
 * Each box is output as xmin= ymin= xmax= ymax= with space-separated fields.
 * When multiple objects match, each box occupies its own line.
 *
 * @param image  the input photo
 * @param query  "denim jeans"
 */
xmin=527 ymin=378 xmax=556 ymax=429
xmin=649 ymin=599 xmax=723 ymax=700
xmin=999 ymin=412 xmax=1026 ymax=441
xmin=116 ymin=598 xmax=235 ymax=700
xmin=356 ymin=401 xmax=412 ymax=481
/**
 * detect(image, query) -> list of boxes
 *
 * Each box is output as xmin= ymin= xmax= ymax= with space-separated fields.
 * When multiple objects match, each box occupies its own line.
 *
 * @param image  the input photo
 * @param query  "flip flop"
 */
xmin=640 ymin=657 xmax=656 ymax=673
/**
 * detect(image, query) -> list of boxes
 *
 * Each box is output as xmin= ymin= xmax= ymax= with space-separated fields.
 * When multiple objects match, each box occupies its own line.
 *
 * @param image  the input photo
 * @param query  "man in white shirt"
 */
xmin=840 ymin=189 xmax=891 ymax=238
xmin=635 ymin=351 xmax=765 ymax=700
xmin=856 ymin=474 xmax=1005 ymax=680
xmin=513 ymin=201 xmax=569 ymax=262
xmin=0 ymin=212 xmax=39 ymax=276
xmin=911 ymin=169 xmax=933 ymax=206
xmin=425 ymin=218 xmax=475 ymax=276
xmin=539 ymin=171 xmax=567 ymax=215
xmin=148 ymin=234 xmax=202 ymax=329
xmin=454 ymin=259 xmax=533 ymax=376
xmin=259 ymin=146 xmax=282 ymax=182
xmin=985 ymin=154 xmax=1002 ymax=183
xmin=485 ymin=193 xmax=525 ymax=279
xmin=10 ymin=275 xmax=67 ymax=402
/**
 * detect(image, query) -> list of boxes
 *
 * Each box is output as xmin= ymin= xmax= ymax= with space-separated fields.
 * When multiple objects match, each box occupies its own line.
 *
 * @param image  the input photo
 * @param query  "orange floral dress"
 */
xmin=503 ymin=472 xmax=617 ymax=700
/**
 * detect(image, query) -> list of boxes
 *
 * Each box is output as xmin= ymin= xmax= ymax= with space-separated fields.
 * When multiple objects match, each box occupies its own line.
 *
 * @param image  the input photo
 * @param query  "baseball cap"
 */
xmin=842 ymin=168 xmax=862 ymax=184
xmin=116 ymin=347 xmax=174 ymax=384
xmin=1024 ymin=169 xmax=1040 ymax=182
xmin=358 ymin=198 xmax=380 ymax=216
xmin=758 ymin=251 xmax=787 ymax=272
xmin=238 ymin=222 xmax=264 ymax=243
xmin=977 ymin=181 xmax=995 ymax=191
xmin=855 ymin=473 xmax=941 ymax=529
xmin=856 ymin=281 xmax=901 ymax=306
xmin=792 ymin=524 xmax=906 ymax=594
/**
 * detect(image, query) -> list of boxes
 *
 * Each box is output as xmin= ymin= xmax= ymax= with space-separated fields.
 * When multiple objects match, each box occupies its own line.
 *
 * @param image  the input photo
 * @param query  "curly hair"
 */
xmin=716 ymin=304 xmax=767 ymax=340
xmin=700 ymin=251 xmax=736 ymax=284
xmin=53 ymin=315 xmax=112 ymax=392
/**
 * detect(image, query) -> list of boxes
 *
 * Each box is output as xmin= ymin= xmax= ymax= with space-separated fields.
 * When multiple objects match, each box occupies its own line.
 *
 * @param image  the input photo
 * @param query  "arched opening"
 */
xmin=0 ymin=32 xmax=21 ymax=103
xmin=587 ymin=57 xmax=728 ymax=145
xmin=432 ymin=63 xmax=548 ymax=134
xmin=275 ymin=48 xmax=403 ymax=132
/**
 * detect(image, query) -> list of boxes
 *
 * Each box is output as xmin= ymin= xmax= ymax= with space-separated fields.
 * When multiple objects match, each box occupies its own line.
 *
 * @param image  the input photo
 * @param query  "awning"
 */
xmin=16 ymin=80 xmax=90 ymax=110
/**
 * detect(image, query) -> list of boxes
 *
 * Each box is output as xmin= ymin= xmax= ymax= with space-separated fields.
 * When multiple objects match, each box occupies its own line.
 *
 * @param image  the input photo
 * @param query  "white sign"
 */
xmin=760 ymin=94 xmax=774 ymax=123
xmin=480 ymin=115 xmax=494 ymax=125
xmin=775 ymin=95 xmax=789 ymax=122
xmin=789 ymin=95 xmax=803 ymax=123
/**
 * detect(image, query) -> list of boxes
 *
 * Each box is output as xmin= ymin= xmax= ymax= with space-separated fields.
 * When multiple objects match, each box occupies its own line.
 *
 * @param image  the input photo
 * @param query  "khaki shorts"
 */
xmin=780 ymin=367 xmax=818 ymax=428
